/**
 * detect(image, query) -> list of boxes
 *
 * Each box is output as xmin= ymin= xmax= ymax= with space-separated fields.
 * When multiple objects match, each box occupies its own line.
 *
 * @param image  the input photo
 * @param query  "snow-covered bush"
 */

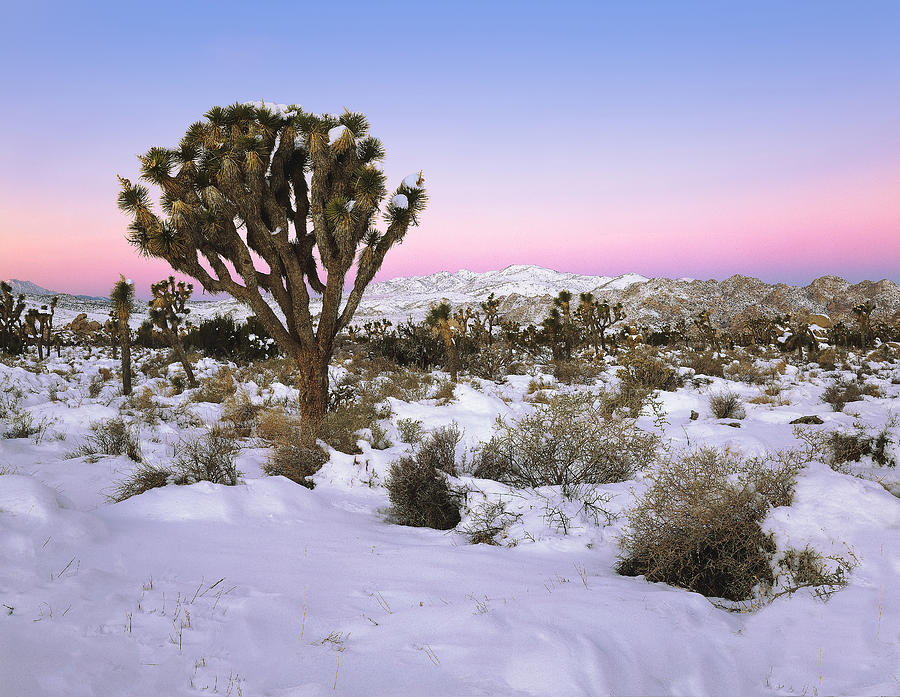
xmin=617 ymin=447 xmax=800 ymax=601
xmin=386 ymin=455 xmax=461 ymax=530
xmin=110 ymin=462 xmax=171 ymax=501
xmin=257 ymin=408 xmax=327 ymax=487
xmin=415 ymin=423 xmax=462 ymax=476
xmin=173 ymin=427 xmax=241 ymax=485
xmin=263 ymin=442 xmax=327 ymax=489
xmin=473 ymin=393 xmax=658 ymax=497
xmin=70 ymin=418 xmax=142 ymax=462
xmin=396 ymin=418 xmax=425 ymax=444
xmin=708 ymin=390 xmax=746 ymax=420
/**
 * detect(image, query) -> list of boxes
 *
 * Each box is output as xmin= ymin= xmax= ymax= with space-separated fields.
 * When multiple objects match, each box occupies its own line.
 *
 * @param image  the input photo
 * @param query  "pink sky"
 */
xmin=1 ymin=159 xmax=897 ymax=298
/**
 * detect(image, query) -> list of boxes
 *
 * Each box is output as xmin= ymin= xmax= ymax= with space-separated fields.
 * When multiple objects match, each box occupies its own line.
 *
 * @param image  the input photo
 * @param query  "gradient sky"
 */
xmin=0 ymin=0 xmax=898 ymax=297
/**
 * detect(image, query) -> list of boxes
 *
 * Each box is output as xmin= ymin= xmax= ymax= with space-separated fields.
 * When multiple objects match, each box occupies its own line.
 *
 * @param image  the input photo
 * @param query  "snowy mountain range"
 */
xmin=4 ymin=265 xmax=899 ymax=329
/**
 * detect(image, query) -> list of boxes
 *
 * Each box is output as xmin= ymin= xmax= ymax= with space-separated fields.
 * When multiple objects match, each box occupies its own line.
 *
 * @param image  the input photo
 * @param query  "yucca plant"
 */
xmin=149 ymin=276 xmax=197 ymax=387
xmin=0 ymin=281 xmax=26 ymax=355
xmin=110 ymin=276 xmax=135 ymax=395
xmin=426 ymin=302 xmax=460 ymax=382
xmin=117 ymin=102 xmax=426 ymax=436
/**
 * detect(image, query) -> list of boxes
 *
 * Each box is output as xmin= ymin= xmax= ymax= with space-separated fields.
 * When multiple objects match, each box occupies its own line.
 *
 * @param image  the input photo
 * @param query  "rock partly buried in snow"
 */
xmin=790 ymin=415 xmax=825 ymax=425
xmin=807 ymin=313 xmax=833 ymax=329
xmin=67 ymin=313 xmax=102 ymax=335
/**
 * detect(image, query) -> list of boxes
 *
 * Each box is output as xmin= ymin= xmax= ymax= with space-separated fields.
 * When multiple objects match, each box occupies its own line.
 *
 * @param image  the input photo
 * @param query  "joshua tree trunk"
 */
xmin=296 ymin=350 xmax=330 ymax=439
xmin=120 ymin=324 xmax=132 ymax=396
xmin=168 ymin=331 xmax=197 ymax=388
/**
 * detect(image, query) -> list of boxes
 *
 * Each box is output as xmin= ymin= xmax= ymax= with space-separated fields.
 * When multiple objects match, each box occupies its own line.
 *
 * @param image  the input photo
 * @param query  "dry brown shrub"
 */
xmin=193 ymin=366 xmax=237 ymax=403
xmin=431 ymin=379 xmax=456 ymax=404
xmin=618 ymin=347 xmax=681 ymax=392
xmin=98 ymin=367 xmax=113 ymax=381
xmin=263 ymin=442 xmax=327 ymax=488
xmin=552 ymin=358 xmax=603 ymax=385
xmin=474 ymin=392 xmax=658 ymax=497
xmin=221 ymin=393 xmax=263 ymax=438
xmin=617 ymin=447 xmax=784 ymax=601
xmin=386 ymin=455 xmax=462 ymax=530
xmin=709 ymin=390 xmax=746 ymax=419
xmin=724 ymin=357 xmax=769 ymax=384
xmin=370 ymin=367 xmax=433 ymax=402
xmin=684 ymin=351 xmax=725 ymax=378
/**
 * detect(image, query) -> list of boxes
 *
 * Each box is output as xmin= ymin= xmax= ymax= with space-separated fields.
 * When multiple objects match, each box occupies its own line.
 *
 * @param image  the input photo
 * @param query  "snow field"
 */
xmin=0 ymin=346 xmax=899 ymax=696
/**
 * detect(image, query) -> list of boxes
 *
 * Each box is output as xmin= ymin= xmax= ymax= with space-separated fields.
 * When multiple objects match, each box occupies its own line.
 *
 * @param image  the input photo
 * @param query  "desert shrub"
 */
xmin=396 ymin=418 xmax=425 ymax=444
xmin=617 ymin=447 xmax=779 ymax=601
xmin=708 ymin=390 xmax=746 ymax=420
xmin=386 ymin=455 xmax=461 ymax=530
xmin=466 ymin=344 xmax=511 ymax=382
xmin=743 ymin=451 xmax=804 ymax=508
xmin=723 ymin=356 xmax=770 ymax=384
xmin=88 ymin=375 xmax=105 ymax=398
xmin=431 ymin=379 xmax=456 ymax=404
xmin=263 ymin=442 xmax=327 ymax=489
xmin=684 ymin=351 xmax=725 ymax=378
xmin=123 ymin=387 xmax=163 ymax=424
xmin=617 ymin=348 xmax=681 ymax=393
xmin=192 ymin=366 xmax=237 ymax=404
xmin=552 ymin=358 xmax=602 ymax=385
xmin=416 ymin=423 xmax=462 ymax=475
xmin=366 ymin=421 xmax=392 ymax=450
xmin=821 ymin=379 xmax=864 ymax=412
xmin=474 ymin=393 xmax=658 ymax=497
xmin=256 ymin=408 xmax=328 ymax=486
xmin=221 ymin=393 xmax=262 ymax=438
xmin=370 ymin=366 xmax=433 ymax=402
xmin=110 ymin=462 xmax=173 ymax=501
xmin=319 ymin=398 xmax=383 ymax=454
xmin=70 ymin=418 xmax=142 ymax=462
xmin=770 ymin=546 xmax=856 ymax=601
xmin=183 ymin=314 xmax=279 ymax=362
xmin=464 ymin=500 xmax=522 ymax=545
xmin=828 ymin=424 xmax=896 ymax=468
xmin=172 ymin=426 xmax=241 ymax=485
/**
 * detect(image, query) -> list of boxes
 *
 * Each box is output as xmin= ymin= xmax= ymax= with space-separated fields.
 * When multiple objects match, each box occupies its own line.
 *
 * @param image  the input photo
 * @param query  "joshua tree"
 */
xmin=0 ymin=281 xmax=26 ymax=355
xmin=480 ymin=292 xmax=501 ymax=346
xmin=110 ymin=276 xmax=134 ymax=396
xmin=117 ymin=102 xmax=426 ymax=434
xmin=852 ymin=300 xmax=876 ymax=349
xmin=23 ymin=297 xmax=57 ymax=360
xmin=149 ymin=276 xmax=197 ymax=388
xmin=426 ymin=302 xmax=460 ymax=382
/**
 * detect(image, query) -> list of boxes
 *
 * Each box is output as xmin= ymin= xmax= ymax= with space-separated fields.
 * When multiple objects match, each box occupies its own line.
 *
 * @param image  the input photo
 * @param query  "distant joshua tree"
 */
xmin=0 ymin=281 xmax=26 ymax=355
xmin=426 ymin=301 xmax=460 ymax=382
xmin=149 ymin=276 xmax=197 ymax=388
xmin=852 ymin=300 xmax=876 ymax=349
xmin=117 ymin=102 xmax=425 ymax=436
xmin=110 ymin=276 xmax=134 ymax=396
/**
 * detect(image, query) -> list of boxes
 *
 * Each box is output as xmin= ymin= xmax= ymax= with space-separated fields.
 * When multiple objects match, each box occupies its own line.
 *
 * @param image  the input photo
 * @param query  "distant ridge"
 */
xmin=6 ymin=266 xmax=900 ymax=329
xmin=5 ymin=279 xmax=107 ymax=302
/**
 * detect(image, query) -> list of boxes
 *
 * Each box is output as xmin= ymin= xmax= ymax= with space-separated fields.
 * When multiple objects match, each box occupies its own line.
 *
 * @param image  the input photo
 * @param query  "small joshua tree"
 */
xmin=852 ymin=300 xmax=875 ymax=349
xmin=576 ymin=293 xmax=625 ymax=356
xmin=426 ymin=301 xmax=460 ymax=382
xmin=0 ymin=281 xmax=26 ymax=355
xmin=149 ymin=276 xmax=197 ymax=387
xmin=23 ymin=297 xmax=57 ymax=360
xmin=110 ymin=276 xmax=134 ymax=396
xmin=480 ymin=292 xmax=501 ymax=346
xmin=117 ymin=102 xmax=426 ymax=436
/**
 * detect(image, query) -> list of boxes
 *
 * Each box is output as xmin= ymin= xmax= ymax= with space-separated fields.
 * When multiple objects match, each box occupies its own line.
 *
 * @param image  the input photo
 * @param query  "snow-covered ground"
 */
xmin=1 ymin=346 xmax=898 ymax=696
